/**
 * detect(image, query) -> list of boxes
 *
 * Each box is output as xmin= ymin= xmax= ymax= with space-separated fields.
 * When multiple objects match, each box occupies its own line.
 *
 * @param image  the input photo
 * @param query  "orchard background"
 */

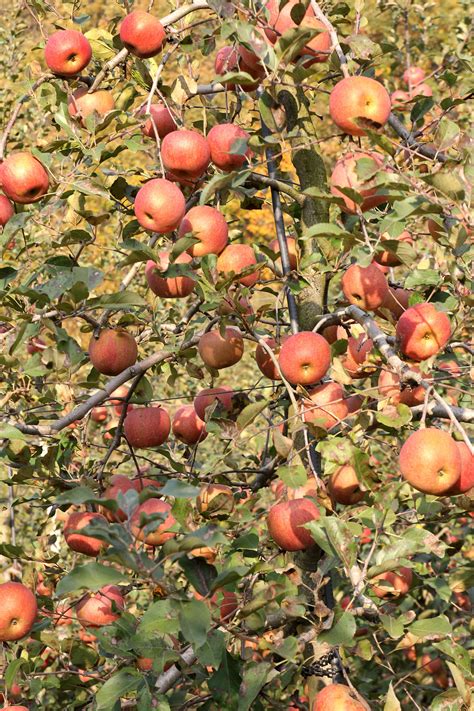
xmin=0 ymin=0 xmax=472 ymax=709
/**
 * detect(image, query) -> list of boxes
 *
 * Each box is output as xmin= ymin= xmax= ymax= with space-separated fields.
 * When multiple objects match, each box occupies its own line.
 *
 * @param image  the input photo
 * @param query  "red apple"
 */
xmin=396 ymin=303 xmax=451 ymax=361
xmin=278 ymin=331 xmax=331 ymax=385
xmin=207 ymin=123 xmax=250 ymax=171
xmin=64 ymin=512 xmax=108 ymax=556
xmin=410 ymin=82 xmax=432 ymax=97
xmin=264 ymin=0 xmax=330 ymax=62
xmin=330 ymin=151 xmax=387 ymax=213
xmin=124 ymin=406 xmax=171 ymax=448
xmin=391 ymin=89 xmax=410 ymax=110
xmin=302 ymin=381 xmax=349 ymax=430
xmin=328 ymin=464 xmax=364 ymax=505
xmin=102 ymin=474 xmax=136 ymax=522
xmin=44 ymin=29 xmax=92 ymax=76
xmin=130 ymin=498 xmax=176 ymax=546
xmin=0 ymin=152 xmax=49 ymax=204
xmin=255 ymin=337 xmax=285 ymax=380
xmin=197 ymin=484 xmax=235 ymax=519
xmin=313 ymin=683 xmax=368 ymax=711
xmin=0 ymin=582 xmax=37 ymax=641
xmin=0 ymin=194 xmax=14 ymax=226
xmin=193 ymin=387 xmax=234 ymax=420
xmin=214 ymin=45 xmax=260 ymax=91
xmin=145 ymin=251 xmax=195 ymax=298
xmin=198 ymin=327 xmax=244 ymax=369
xmin=172 ymin=405 xmax=207 ymax=445
xmin=267 ymin=499 xmax=320 ymax=551
xmin=447 ymin=442 xmax=474 ymax=494
xmin=371 ymin=567 xmax=413 ymax=598
xmin=403 ymin=66 xmax=425 ymax=86
xmin=141 ymin=103 xmax=177 ymax=139
xmin=134 ymin=178 xmax=186 ymax=233
xmin=68 ymin=88 xmax=115 ymax=121
xmin=161 ymin=129 xmax=211 ymax=182
xmin=178 ymin=205 xmax=228 ymax=257
xmin=374 ymin=230 xmax=412 ymax=266
xmin=377 ymin=367 xmax=426 ymax=406
xmin=76 ymin=585 xmax=124 ymax=627
xmin=90 ymin=405 xmax=108 ymax=423
xmin=342 ymin=263 xmax=389 ymax=311
xmin=119 ymin=10 xmax=166 ymax=58
xmin=329 ymin=76 xmax=391 ymax=136
xmin=216 ymin=244 xmax=260 ymax=286
xmin=268 ymin=236 xmax=299 ymax=271
xmin=88 ymin=329 xmax=137 ymax=376
xmin=376 ymin=286 xmax=411 ymax=320
xmin=399 ymin=427 xmax=462 ymax=494
xmin=109 ymin=385 xmax=133 ymax=416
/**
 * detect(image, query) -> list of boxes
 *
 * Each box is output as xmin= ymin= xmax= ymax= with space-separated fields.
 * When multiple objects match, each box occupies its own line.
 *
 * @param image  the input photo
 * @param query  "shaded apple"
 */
xmin=193 ymin=386 xmax=234 ymax=420
xmin=145 ymin=251 xmax=195 ymax=298
xmin=267 ymin=499 xmax=320 ymax=551
xmin=76 ymin=585 xmax=124 ymax=628
xmin=124 ymin=406 xmax=171 ymax=448
xmin=330 ymin=151 xmax=387 ymax=213
xmin=64 ymin=511 xmax=108 ymax=556
xmin=130 ymin=498 xmax=176 ymax=546
xmin=141 ymin=103 xmax=177 ymax=139
xmin=198 ymin=327 xmax=244 ymax=370
xmin=88 ymin=329 xmax=137 ymax=376
xmin=207 ymin=123 xmax=250 ymax=171
xmin=172 ymin=405 xmax=207 ymax=445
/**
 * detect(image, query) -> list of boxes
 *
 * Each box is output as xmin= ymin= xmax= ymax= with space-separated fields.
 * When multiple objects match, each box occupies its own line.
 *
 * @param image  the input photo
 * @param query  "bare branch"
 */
xmin=388 ymin=113 xmax=449 ymax=163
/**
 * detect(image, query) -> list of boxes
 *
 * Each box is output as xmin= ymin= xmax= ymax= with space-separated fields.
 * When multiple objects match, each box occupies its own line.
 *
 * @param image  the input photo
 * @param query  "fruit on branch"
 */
xmin=396 ymin=303 xmax=451 ymax=361
xmin=216 ymin=244 xmax=260 ymax=286
xmin=376 ymin=286 xmax=411 ymax=320
xmin=109 ymin=385 xmax=133 ymax=416
xmin=0 ymin=582 xmax=37 ymax=641
xmin=178 ymin=205 xmax=229 ymax=257
xmin=390 ymin=89 xmax=410 ymax=110
xmin=329 ymin=76 xmax=391 ymax=136
xmin=44 ymin=29 xmax=92 ymax=76
xmin=403 ymin=66 xmax=425 ymax=86
xmin=193 ymin=386 xmax=234 ymax=420
xmin=212 ymin=590 xmax=238 ymax=621
xmin=0 ymin=152 xmax=49 ymax=204
xmin=207 ymin=123 xmax=250 ymax=171
xmin=134 ymin=178 xmax=186 ymax=233
xmin=130 ymin=498 xmax=176 ymax=546
xmin=54 ymin=602 xmax=74 ymax=626
xmin=278 ymin=331 xmax=331 ymax=385
xmin=330 ymin=151 xmax=386 ymax=213
xmin=410 ymin=82 xmax=432 ymax=98
xmin=141 ymin=103 xmax=177 ymax=139
xmin=313 ymin=683 xmax=369 ymax=710
xmin=264 ymin=0 xmax=330 ymax=62
xmin=68 ymin=88 xmax=115 ymax=121
xmin=26 ymin=336 xmax=46 ymax=354
xmin=447 ymin=442 xmax=474 ymax=494
xmin=268 ymin=236 xmax=299 ymax=271
xmin=145 ymin=251 xmax=195 ymax=298
xmin=267 ymin=498 xmax=320 ymax=551
xmin=328 ymin=464 xmax=364 ymax=505
xmin=377 ymin=366 xmax=427 ymax=406
xmin=172 ymin=405 xmax=207 ymax=445
xmin=2 ymin=706 xmax=29 ymax=711
xmin=123 ymin=406 xmax=171 ymax=448
xmin=197 ymin=484 xmax=235 ymax=519
xmin=399 ymin=427 xmax=462 ymax=494
xmin=76 ymin=585 xmax=125 ymax=627
xmin=88 ymin=329 xmax=137 ymax=376
xmin=371 ymin=566 xmax=413 ymax=598
xmin=302 ymin=381 xmax=349 ymax=430
xmin=342 ymin=333 xmax=375 ymax=378
xmin=161 ymin=129 xmax=211 ymax=181
xmin=198 ymin=327 xmax=244 ymax=369
xmin=64 ymin=512 xmax=108 ymax=556
xmin=373 ymin=230 xmax=412 ymax=266
xmin=255 ymin=337 xmax=286 ymax=380
xmin=90 ymin=405 xmax=108 ymax=422
xmin=119 ymin=10 xmax=166 ymax=58
xmin=214 ymin=46 xmax=260 ymax=91
xmin=137 ymin=657 xmax=153 ymax=671
xmin=0 ymin=194 xmax=14 ymax=226
xmin=342 ymin=263 xmax=389 ymax=310
xmin=102 ymin=474 xmax=136 ymax=521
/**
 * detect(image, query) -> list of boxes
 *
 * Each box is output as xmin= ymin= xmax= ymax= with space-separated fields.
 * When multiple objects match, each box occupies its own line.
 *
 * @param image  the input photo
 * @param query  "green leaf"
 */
xmin=56 ymin=563 xmax=127 ymax=597
xmin=88 ymin=291 xmax=147 ymax=308
xmin=319 ymin=611 xmax=356 ymax=646
xmin=195 ymin=629 xmax=226 ymax=668
xmin=179 ymin=556 xmax=218 ymax=596
xmin=405 ymin=269 xmax=443 ymax=289
xmin=384 ymin=683 xmax=402 ymax=711
xmin=276 ymin=465 xmax=308 ymax=489
xmin=429 ymin=689 xmax=464 ymax=711
xmin=380 ymin=614 xmax=404 ymax=639
xmin=238 ymin=662 xmax=271 ymax=711
xmin=0 ymin=425 xmax=27 ymax=441
xmin=137 ymin=600 xmax=180 ymax=638
xmin=55 ymin=486 xmax=103 ymax=506
xmin=159 ymin=479 xmax=200 ymax=498
xmin=179 ymin=599 xmax=211 ymax=647
xmin=376 ymin=404 xmax=412 ymax=430
xmin=208 ymin=651 xmax=242 ymax=699
xmin=408 ymin=614 xmax=452 ymax=640
xmin=4 ymin=658 xmax=27 ymax=688
xmin=237 ymin=400 xmax=268 ymax=430
xmin=95 ymin=669 xmax=142 ymax=711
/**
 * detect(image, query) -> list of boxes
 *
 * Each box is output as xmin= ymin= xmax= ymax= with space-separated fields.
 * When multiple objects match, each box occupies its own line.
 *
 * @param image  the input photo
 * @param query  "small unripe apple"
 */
xmin=216 ymin=244 xmax=259 ymax=286
xmin=134 ymin=178 xmax=186 ymax=233
xmin=119 ymin=10 xmax=166 ymax=58
xmin=329 ymin=76 xmax=391 ymax=136
xmin=342 ymin=263 xmax=389 ymax=310
xmin=124 ymin=406 xmax=171 ymax=449
xmin=161 ymin=129 xmax=211 ymax=181
xmin=178 ymin=205 xmax=228 ymax=257
xmin=197 ymin=484 xmax=234 ymax=519
xmin=0 ymin=581 xmax=37 ymax=642
xmin=207 ymin=123 xmax=250 ymax=171
xmin=0 ymin=152 xmax=49 ymax=204
xmin=88 ymin=329 xmax=137 ymax=376
xmin=141 ymin=103 xmax=177 ymax=139
xmin=172 ymin=405 xmax=207 ymax=445
xmin=76 ymin=585 xmax=124 ymax=628
xmin=198 ymin=327 xmax=244 ymax=369
xmin=130 ymin=498 xmax=176 ymax=546
xmin=193 ymin=387 xmax=234 ymax=420
xmin=399 ymin=427 xmax=461 ymax=494
xmin=145 ymin=251 xmax=195 ymax=298
xmin=64 ymin=511 xmax=108 ymax=556
xmin=44 ymin=29 xmax=92 ymax=76
xmin=278 ymin=331 xmax=331 ymax=385
xmin=267 ymin=499 xmax=320 ymax=551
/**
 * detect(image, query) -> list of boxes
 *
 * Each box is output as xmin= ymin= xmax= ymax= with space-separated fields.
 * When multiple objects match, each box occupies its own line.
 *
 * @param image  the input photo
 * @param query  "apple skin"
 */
xmin=123 ymin=406 xmax=171 ymax=448
xmin=0 ymin=194 xmax=14 ymax=226
xmin=328 ymin=464 xmax=364 ymax=505
xmin=197 ymin=484 xmax=235 ymax=519
xmin=302 ymin=381 xmax=349 ymax=431
xmin=399 ymin=427 xmax=462 ymax=495
xmin=109 ymin=385 xmax=133 ymax=416
xmin=342 ymin=334 xmax=374 ymax=378
xmin=44 ymin=29 xmax=92 ymax=76
xmin=119 ymin=10 xmax=166 ymax=59
xmin=371 ymin=566 xmax=413 ymax=599
xmin=264 ymin=0 xmax=330 ymax=62
xmin=216 ymin=244 xmax=259 ymax=287
xmin=178 ymin=205 xmax=228 ymax=257
xmin=26 ymin=336 xmax=46 ymax=354
xmin=90 ymin=405 xmax=108 ymax=423
xmin=391 ymin=89 xmax=410 ymax=110
xmin=313 ymin=683 xmax=368 ymax=711
xmin=377 ymin=367 xmax=426 ymax=406
xmin=198 ymin=327 xmax=244 ymax=369
xmin=214 ymin=46 xmax=260 ymax=91
xmin=145 ymin=251 xmax=195 ymax=298
xmin=411 ymin=82 xmax=432 ymax=97
xmin=268 ymin=236 xmax=299 ymax=271
xmin=1 ymin=706 xmax=30 ymax=711
xmin=0 ymin=152 xmax=49 ymax=204
xmin=374 ymin=230 xmax=412 ymax=267
xmin=193 ymin=387 xmax=234 ymax=420
xmin=68 ymin=88 xmax=115 ymax=121
xmin=329 ymin=76 xmax=391 ymax=136
xmin=330 ymin=151 xmax=386 ymax=213
xmin=161 ymin=129 xmax=211 ymax=181
xmin=255 ymin=337 xmax=285 ymax=380
xmin=64 ymin=512 xmax=108 ymax=556
xmin=134 ymin=178 xmax=186 ymax=233
xmin=130 ymin=498 xmax=176 ymax=546
xmin=207 ymin=123 xmax=250 ymax=171
xmin=267 ymin=499 xmax=320 ymax=551
xmin=88 ymin=329 xmax=137 ymax=376
xmin=172 ymin=405 xmax=207 ymax=445
xmin=76 ymin=585 xmax=124 ymax=628
xmin=141 ymin=103 xmax=177 ymax=139
xmin=278 ymin=331 xmax=331 ymax=385
xmin=0 ymin=582 xmax=37 ymax=642
xmin=102 ymin=474 xmax=136 ymax=522
xmin=447 ymin=442 xmax=474 ymax=494
xmin=342 ymin=263 xmax=389 ymax=311
xmin=376 ymin=286 xmax=411 ymax=320
xmin=396 ymin=303 xmax=451 ymax=361
xmin=403 ymin=66 xmax=425 ymax=86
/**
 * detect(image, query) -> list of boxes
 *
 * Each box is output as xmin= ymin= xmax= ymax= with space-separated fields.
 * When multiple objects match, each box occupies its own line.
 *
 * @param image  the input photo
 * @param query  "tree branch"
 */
xmin=0 ymin=75 xmax=54 ymax=160
xmin=388 ymin=113 xmax=449 ymax=163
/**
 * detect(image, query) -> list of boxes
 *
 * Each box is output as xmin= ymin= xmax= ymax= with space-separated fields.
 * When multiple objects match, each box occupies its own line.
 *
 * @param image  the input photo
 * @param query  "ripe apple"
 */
xmin=193 ymin=386 xmax=234 ymax=420
xmin=172 ymin=405 xmax=207 ymax=445
xmin=396 ymin=303 xmax=451 ymax=361
xmin=88 ymin=328 xmax=137 ymax=376
xmin=198 ymin=327 xmax=244 ymax=370
xmin=64 ymin=511 xmax=108 ymax=556
xmin=267 ymin=499 xmax=320 ymax=551
xmin=278 ymin=331 xmax=331 ymax=385
xmin=377 ymin=366 xmax=426 ymax=406
xmin=214 ymin=46 xmax=259 ymax=91
xmin=207 ymin=123 xmax=250 ymax=171
xmin=313 ymin=683 xmax=368 ymax=711
xmin=130 ymin=498 xmax=176 ymax=546
xmin=0 ymin=152 xmax=49 ymax=204
xmin=123 ymin=406 xmax=171 ymax=448
xmin=447 ymin=442 xmax=473 ymax=494
xmin=328 ymin=464 xmax=364 ymax=505
xmin=391 ymin=89 xmax=410 ymax=109
xmin=102 ymin=474 xmax=136 ymax=521
xmin=403 ymin=66 xmax=425 ymax=86
xmin=109 ymin=385 xmax=133 ymax=416
xmin=216 ymin=243 xmax=259 ymax=286
xmin=145 ymin=251 xmax=195 ymax=298
xmin=178 ymin=205 xmax=228 ymax=257
xmin=255 ymin=337 xmax=286 ymax=380
xmin=161 ymin=129 xmax=211 ymax=182
xmin=44 ymin=29 xmax=92 ymax=76
xmin=264 ymin=0 xmax=330 ymax=62
xmin=399 ymin=427 xmax=462 ymax=494
xmin=0 ymin=194 xmax=14 ymax=226
xmin=268 ymin=236 xmax=299 ymax=271
xmin=90 ymin=405 xmax=108 ymax=423
xmin=1 ymin=706 xmax=29 ymax=711
xmin=212 ymin=590 xmax=238 ymax=621
xmin=141 ymin=103 xmax=177 ymax=139
xmin=374 ymin=230 xmax=412 ymax=266
xmin=330 ymin=151 xmax=387 ymax=213
xmin=329 ymin=76 xmax=391 ymax=136
xmin=411 ymin=82 xmax=432 ymax=97
xmin=119 ymin=10 xmax=166 ymax=58
xmin=0 ymin=581 xmax=37 ymax=641
xmin=197 ymin=484 xmax=234 ymax=519
xmin=342 ymin=263 xmax=389 ymax=310
xmin=371 ymin=566 xmax=413 ymax=598
xmin=376 ymin=286 xmax=411 ymax=320
xmin=302 ymin=381 xmax=349 ymax=430
xmin=342 ymin=334 xmax=375 ymax=378
xmin=134 ymin=178 xmax=186 ymax=233
xmin=76 ymin=585 xmax=124 ymax=627
xmin=68 ymin=88 xmax=115 ymax=121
